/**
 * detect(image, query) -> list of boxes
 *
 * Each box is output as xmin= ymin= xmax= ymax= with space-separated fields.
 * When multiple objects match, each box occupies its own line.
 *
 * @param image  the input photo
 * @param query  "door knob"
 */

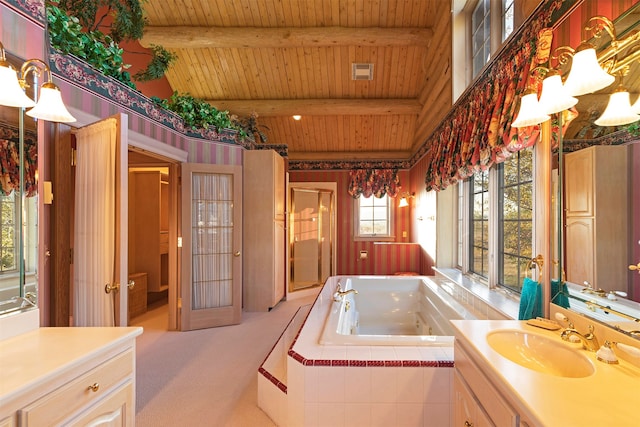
xmin=630 ymin=262 xmax=640 ymax=274
xmin=105 ymin=282 xmax=120 ymax=294
xmin=234 ymin=251 xmax=241 ymax=257
xmin=127 ymin=280 xmax=135 ymax=290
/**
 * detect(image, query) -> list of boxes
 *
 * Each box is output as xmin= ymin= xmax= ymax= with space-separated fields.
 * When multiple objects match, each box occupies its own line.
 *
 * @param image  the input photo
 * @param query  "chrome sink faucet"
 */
xmin=560 ymin=324 xmax=600 ymax=352
xmin=333 ymin=282 xmax=358 ymax=302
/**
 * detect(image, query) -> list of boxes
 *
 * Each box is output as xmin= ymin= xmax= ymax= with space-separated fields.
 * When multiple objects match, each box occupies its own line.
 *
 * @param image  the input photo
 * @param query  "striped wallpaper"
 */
xmin=54 ymin=71 xmax=243 ymax=167
xmin=289 ymin=169 xmax=433 ymax=276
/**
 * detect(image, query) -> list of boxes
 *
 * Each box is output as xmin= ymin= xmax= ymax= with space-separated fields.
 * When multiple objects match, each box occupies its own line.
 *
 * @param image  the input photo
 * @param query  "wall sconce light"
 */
xmin=513 ymin=16 xmax=640 ymax=129
xmin=512 ymin=88 xmax=550 ymax=128
xmin=562 ymin=41 xmax=615 ymax=96
xmin=292 ymin=115 xmax=302 ymax=120
xmin=0 ymin=41 xmax=76 ymax=122
xmin=397 ymin=192 xmax=415 ymax=208
xmin=594 ymin=84 xmax=640 ymax=126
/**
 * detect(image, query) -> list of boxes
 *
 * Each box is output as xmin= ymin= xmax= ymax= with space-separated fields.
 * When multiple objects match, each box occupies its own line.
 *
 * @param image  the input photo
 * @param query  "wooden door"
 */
xmin=72 ymin=113 xmax=128 ymax=326
xmin=180 ymin=163 xmax=242 ymax=330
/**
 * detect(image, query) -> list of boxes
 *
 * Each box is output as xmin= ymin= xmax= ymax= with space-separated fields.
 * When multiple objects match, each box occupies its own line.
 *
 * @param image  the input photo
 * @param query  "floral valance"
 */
xmin=0 ymin=131 xmax=38 ymax=197
xmin=348 ymin=169 xmax=401 ymax=199
xmin=424 ymin=1 xmax=575 ymax=192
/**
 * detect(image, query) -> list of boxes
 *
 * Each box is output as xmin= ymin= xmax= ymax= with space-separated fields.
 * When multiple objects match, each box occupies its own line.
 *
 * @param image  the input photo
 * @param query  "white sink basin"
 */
xmin=486 ymin=329 xmax=595 ymax=378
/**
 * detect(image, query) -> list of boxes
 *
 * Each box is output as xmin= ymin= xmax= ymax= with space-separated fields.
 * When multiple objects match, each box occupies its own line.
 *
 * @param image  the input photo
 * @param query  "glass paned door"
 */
xmin=191 ymin=172 xmax=234 ymax=309
xmin=181 ymin=163 xmax=242 ymax=330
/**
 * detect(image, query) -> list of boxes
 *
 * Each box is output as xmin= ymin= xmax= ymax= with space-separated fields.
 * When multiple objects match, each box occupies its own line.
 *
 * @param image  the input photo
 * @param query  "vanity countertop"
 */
xmin=0 ymin=327 xmax=142 ymax=409
xmin=451 ymin=320 xmax=640 ymax=427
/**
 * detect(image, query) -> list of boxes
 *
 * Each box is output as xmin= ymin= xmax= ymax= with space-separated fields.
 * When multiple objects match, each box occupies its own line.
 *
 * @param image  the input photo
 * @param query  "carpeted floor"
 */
xmin=133 ymin=295 xmax=316 ymax=427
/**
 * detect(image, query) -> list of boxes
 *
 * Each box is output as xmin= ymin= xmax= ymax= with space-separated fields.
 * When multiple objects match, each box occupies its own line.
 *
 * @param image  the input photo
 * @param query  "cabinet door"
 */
xmin=564 ymin=148 xmax=594 ymax=217
xmin=454 ymin=371 xmax=493 ymax=427
xmin=0 ymin=416 xmax=15 ymax=427
xmin=565 ymin=217 xmax=594 ymax=286
xmin=68 ymin=381 xmax=134 ymax=427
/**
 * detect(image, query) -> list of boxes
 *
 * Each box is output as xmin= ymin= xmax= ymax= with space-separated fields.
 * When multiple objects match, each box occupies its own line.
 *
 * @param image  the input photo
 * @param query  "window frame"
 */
xmin=471 ymin=0 xmax=491 ymax=78
xmin=457 ymin=149 xmax=535 ymax=294
xmin=0 ymin=192 xmax=18 ymax=274
xmin=497 ymin=148 xmax=534 ymax=292
xmin=353 ymin=194 xmax=394 ymax=242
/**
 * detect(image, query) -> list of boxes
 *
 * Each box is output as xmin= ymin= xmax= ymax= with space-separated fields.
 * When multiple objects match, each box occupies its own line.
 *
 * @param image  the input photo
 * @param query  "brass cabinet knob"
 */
xmin=234 ymin=251 xmax=241 ymax=257
xmin=88 ymin=383 xmax=100 ymax=392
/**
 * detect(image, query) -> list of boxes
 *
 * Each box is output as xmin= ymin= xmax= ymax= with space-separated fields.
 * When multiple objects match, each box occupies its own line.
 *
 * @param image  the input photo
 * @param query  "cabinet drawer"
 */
xmin=455 ymin=344 xmax=518 ymax=427
xmin=19 ymin=349 xmax=134 ymax=426
xmin=67 ymin=380 xmax=134 ymax=427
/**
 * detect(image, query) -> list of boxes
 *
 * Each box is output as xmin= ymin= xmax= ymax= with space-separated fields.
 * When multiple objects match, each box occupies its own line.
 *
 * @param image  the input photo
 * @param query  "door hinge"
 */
xmin=178 ymin=297 xmax=182 ymax=309
xmin=70 ymin=248 xmax=74 ymax=263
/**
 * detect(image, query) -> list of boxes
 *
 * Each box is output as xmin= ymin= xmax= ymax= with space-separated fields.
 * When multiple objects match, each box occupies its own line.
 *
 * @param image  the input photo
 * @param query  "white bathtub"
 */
xmin=319 ymin=276 xmax=477 ymax=346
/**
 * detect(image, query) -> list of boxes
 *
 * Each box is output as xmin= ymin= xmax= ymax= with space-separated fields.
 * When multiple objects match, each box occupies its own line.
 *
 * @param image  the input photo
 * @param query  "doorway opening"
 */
xmin=128 ymin=148 xmax=179 ymax=331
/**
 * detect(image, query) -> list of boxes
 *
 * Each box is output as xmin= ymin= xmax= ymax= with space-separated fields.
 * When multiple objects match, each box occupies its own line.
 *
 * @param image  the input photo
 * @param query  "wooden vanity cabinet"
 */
xmin=453 ymin=371 xmax=493 ymax=427
xmin=454 ymin=343 xmax=519 ymax=427
xmin=0 ymin=328 xmax=141 ymax=427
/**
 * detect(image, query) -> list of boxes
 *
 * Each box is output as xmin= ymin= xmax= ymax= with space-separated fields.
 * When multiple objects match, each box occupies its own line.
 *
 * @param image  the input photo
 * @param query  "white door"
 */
xmin=180 ymin=163 xmax=242 ymax=330
xmin=72 ymin=113 xmax=128 ymax=326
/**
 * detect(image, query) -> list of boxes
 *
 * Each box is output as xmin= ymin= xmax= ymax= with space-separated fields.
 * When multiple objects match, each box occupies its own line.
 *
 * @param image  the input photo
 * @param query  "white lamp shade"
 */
xmin=631 ymin=94 xmax=640 ymax=115
xmin=25 ymin=83 xmax=76 ymax=123
xmin=0 ymin=64 xmax=36 ymax=108
xmin=538 ymin=73 xmax=578 ymax=114
xmin=398 ymin=197 xmax=409 ymax=208
xmin=563 ymin=45 xmax=615 ymax=96
xmin=594 ymin=90 xmax=640 ymax=127
xmin=511 ymin=92 xmax=549 ymax=128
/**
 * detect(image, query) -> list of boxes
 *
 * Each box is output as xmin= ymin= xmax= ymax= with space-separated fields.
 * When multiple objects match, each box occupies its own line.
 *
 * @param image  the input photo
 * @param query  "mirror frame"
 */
xmin=549 ymin=0 xmax=640 ymax=338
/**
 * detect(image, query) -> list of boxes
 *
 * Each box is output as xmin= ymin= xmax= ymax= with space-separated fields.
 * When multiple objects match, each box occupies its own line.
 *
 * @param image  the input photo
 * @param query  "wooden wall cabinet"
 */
xmin=564 ymin=145 xmax=628 ymax=292
xmin=243 ymin=150 xmax=286 ymax=311
xmin=0 ymin=328 xmax=141 ymax=427
xmin=128 ymin=171 xmax=170 ymax=293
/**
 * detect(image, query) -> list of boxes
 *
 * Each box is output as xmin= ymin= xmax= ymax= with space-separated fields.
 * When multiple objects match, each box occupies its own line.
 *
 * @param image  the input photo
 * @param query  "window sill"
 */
xmin=353 ymin=236 xmax=395 ymax=242
xmin=433 ymin=267 xmax=519 ymax=320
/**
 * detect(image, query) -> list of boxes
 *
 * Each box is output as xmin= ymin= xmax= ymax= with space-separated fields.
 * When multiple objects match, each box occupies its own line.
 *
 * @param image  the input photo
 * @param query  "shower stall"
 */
xmin=288 ymin=184 xmax=335 ymax=293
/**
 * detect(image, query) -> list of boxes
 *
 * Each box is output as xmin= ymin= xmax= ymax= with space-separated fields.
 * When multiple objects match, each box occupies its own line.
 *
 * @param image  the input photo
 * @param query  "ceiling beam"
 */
xmin=287 ymin=150 xmax=412 ymax=161
xmin=140 ymin=26 xmax=433 ymax=49
xmin=207 ymin=99 xmax=422 ymax=116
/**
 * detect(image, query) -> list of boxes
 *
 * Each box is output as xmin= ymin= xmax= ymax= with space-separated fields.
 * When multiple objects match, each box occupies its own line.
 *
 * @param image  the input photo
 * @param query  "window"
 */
xmin=471 ymin=0 xmax=491 ymax=77
xmin=456 ymin=181 xmax=464 ymax=268
xmin=502 ymin=0 xmax=515 ymax=41
xmin=498 ymin=148 xmax=533 ymax=292
xmin=0 ymin=193 xmax=17 ymax=272
xmin=354 ymin=194 xmax=392 ymax=240
xmin=469 ymin=170 xmax=489 ymax=278
xmin=459 ymin=149 xmax=534 ymax=293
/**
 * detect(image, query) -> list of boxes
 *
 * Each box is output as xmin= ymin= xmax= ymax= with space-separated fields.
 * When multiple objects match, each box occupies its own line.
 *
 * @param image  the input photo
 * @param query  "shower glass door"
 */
xmin=290 ymin=188 xmax=333 ymax=291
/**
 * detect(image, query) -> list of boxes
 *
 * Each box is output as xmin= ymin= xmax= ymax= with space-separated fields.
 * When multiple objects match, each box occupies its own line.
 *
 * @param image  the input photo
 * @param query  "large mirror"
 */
xmin=552 ymin=0 xmax=640 ymax=337
xmin=0 ymin=51 xmax=39 ymax=316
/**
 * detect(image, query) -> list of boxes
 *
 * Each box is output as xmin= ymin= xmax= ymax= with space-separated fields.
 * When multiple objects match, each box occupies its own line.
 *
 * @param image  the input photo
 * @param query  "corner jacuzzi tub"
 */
xmin=319 ymin=276 xmax=477 ymax=346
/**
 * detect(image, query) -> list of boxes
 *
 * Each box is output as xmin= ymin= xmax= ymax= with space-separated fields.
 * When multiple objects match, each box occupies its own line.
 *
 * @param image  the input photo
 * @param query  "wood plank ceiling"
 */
xmin=140 ymin=0 xmax=452 ymax=162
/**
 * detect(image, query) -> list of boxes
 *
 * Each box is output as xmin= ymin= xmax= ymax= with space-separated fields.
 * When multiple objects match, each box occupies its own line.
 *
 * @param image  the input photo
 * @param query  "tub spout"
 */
xmin=333 ymin=284 xmax=358 ymax=302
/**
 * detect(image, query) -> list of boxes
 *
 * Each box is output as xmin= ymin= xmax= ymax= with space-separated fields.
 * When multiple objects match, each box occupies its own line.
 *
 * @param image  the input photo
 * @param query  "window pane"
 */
xmin=360 ymin=206 xmax=374 ymax=220
xmin=373 ymin=220 xmax=388 ymax=234
xmin=373 ymin=206 xmax=388 ymax=220
xmin=498 ymin=149 xmax=533 ymax=291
